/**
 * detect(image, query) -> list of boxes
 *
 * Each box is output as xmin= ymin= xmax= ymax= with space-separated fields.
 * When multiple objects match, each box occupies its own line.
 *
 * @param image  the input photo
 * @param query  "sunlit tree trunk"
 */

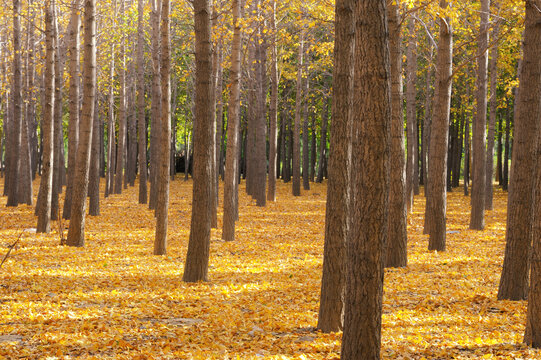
xmin=184 ymin=0 xmax=214 ymax=281
xmin=222 ymin=0 xmax=242 ymax=242
xmin=267 ymin=0 xmax=278 ymax=202
xmin=317 ymin=0 xmax=353 ymax=333
xmin=498 ymin=0 xmax=541 ymax=301
xmin=105 ymin=35 xmax=115 ymax=198
xmin=7 ymin=0 xmax=23 ymax=207
xmin=88 ymin=95 xmax=100 ymax=216
xmin=425 ymin=0 xmax=453 ymax=251
xmin=114 ymin=0 xmax=126 ymax=195
xmin=405 ymin=18 xmax=417 ymax=212
xmin=341 ymin=1 xmax=390 ymax=357
xmin=485 ymin=13 xmax=500 ymax=210
xmin=137 ymin=0 xmax=148 ymax=204
xmin=36 ymin=0 xmax=56 ymax=233
xmin=386 ymin=1 xmax=407 ymax=267
xmin=470 ymin=0 xmax=490 ymax=230
xmin=154 ymin=0 xmax=171 ymax=255
xmin=66 ymin=0 xmax=96 ymax=247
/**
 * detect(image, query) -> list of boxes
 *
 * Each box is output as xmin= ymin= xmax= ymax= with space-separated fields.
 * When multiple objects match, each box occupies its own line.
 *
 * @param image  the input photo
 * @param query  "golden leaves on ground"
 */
xmin=0 ymin=179 xmax=538 ymax=359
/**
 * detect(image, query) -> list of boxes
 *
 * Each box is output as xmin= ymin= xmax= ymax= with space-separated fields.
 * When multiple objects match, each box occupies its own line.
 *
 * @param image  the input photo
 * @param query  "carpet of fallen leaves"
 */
xmin=0 ymin=177 xmax=539 ymax=359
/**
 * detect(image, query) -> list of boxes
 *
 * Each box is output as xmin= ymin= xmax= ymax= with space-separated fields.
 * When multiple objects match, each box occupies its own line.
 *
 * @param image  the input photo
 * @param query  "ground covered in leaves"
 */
xmin=0 ymin=178 xmax=538 ymax=359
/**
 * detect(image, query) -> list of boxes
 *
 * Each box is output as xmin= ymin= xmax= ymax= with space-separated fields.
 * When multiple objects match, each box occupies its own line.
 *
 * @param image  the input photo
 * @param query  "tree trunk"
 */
xmin=114 ymin=0 xmax=127 ymax=195
xmin=317 ymin=0 xmax=353 ymax=334
xmin=267 ymin=0 xmax=278 ymax=202
xmin=222 ymin=0 xmax=242 ymax=242
xmin=88 ymin=95 xmax=100 ymax=216
xmin=425 ymin=0 xmax=452 ymax=251
xmin=405 ymin=18 xmax=417 ymax=212
xmin=292 ymin=29 xmax=304 ymax=196
xmin=485 ymin=15 xmax=500 ymax=210
xmin=316 ymin=99 xmax=329 ymax=183
xmin=154 ymin=0 xmax=171 ymax=255
xmin=386 ymin=1 xmax=407 ymax=268
xmin=502 ymin=102 xmax=510 ymax=191
xmin=302 ymin=63 xmax=310 ymax=191
xmin=66 ymin=0 xmax=96 ymax=247
xmin=184 ymin=0 xmax=214 ymax=281
xmin=37 ymin=0 xmax=56 ymax=234
xmin=105 ymin=37 xmax=115 ymax=198
xmin=137 ymin=0 xmax=148 ymax=204
xmin=148 ymin=0 xmax=162 ymax=209
xmin=341 ymin=1 xmax=390 ymax=358
xmin=7 ymin=0 xmax=23 ymax=207
xmin=470 ymin=0 xmax=490 ymax=230
xmin=498 ymin=0 xmax=541 ymax=301
xmin=421 ymin=44 xmax=433 ymax=193
xmin=63 ymin=0 xmax=81 ymax=219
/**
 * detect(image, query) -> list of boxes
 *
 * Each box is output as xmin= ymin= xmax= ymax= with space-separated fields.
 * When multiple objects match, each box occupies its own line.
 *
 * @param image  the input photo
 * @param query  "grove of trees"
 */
xmin=1 ymin=0 xmax=540 ymax=358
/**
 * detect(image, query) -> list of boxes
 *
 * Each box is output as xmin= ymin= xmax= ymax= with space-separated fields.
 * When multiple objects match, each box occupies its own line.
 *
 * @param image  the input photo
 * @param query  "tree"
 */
xmin=498 ymin=0 xmax=541 ymax=301
xmin=66 ymin=0 xmax=96 ymax=247
xmin=469 ymin=0 xmax=490 ymax=230
xmin=292 ymin=28 xmax=304 ymax=197
xmin=63 ymin=0 xmax=81 ymax=219
xmin=222 ymin=0 xmax=242 ymax=242
xmin=114 ymin=0 xmax=127 ymax=195
xmin=341 ymin=0 xmax=390 ymax=358
xmin=267 ymin=0 xmax=278 ymax=202
xmin=6 ymin=0 xmax=23 ymax=207
xmin=36 ymin=0 xmax=56 ymax=234
xmin=317 ymin=0 xmax=353 ymax=333
xmin=386 ymin=1 xmax=407 ymax=268
xmin=522 ymin=0 xmax=541 ymax=343
xmin=154 ymin=0 xmax=171 ymax=256
xmin=424 ymin=0 xmax=453 ymax=251
xmin=137 ymin=0 xmax=148 ymax=204
xmin=405 ymin=17 xmax=417 ymax=212
xmin=183 ymin=0 xmax=214 ymax=282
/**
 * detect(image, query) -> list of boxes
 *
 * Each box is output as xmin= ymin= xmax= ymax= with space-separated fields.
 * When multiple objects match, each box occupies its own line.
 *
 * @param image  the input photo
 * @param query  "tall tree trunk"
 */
xmin=425 ymin=0 xmax=452 ymax=251
xmin=464 ymin=111 xmax=470 ymax=195
xmin=88 ymin=95 xmax=100 ymax=216
xmin=523 ymin=0 xmax=541 ymax=343
xmin=254 ymin=4 xmax=267 ymax=207
xmin=127 ymin=52 xmax=138 ymax=187
xmin=7 ymin=0 xmax=23 ymax=207
xmin=470 ymin=0 xmax=490 ymax=230
xmin=63 ymin=0 xmax=81 ymax=219
xmin=292 ymin=28 xmax=304 ymax=196
xmin=341 ymin=1 xmax=390 ymax=357
xmin=302 ymin=65 xmax=310 ymax=191
xmin=66 ymin=0 xmax=96 ymax=247
xmin=114 ymin=0 xmax=127 ymax=195
xmin=405 ymin=18 xmax=417 ymax=212
xmin=222 ymin=0 xmax=242 ymax=242
xmin=184 ymin=0 xmax=214 ymax=281
xmin=498 ymin=0 xmax=541 ymax=301
xmin=154 ymin=0 xmax=171 ymax=255
xmin=37 ymin=0 xmax=56 ymax=233
xmin=317 ymin=0 xmax=353 ymax=333
xmin=105 ymin=37 xmax=115 ymax=198
xmin=502 ymin=101 xmax=510 ymax=191
xmin=485 ymin=15 xmax=500 ymax=210
xmin=386 ymin=1 xmax=407 ymax=268
xmin=497 ymin=111 xmax=503 ymax=186
xmin=148 ymin=0 xmax=162 ymax=210
xmin=137 ymin=0 xmax=148 ymax=204
xmin=421 ymin=44 xmax=433 ymax=192
xmin=267 ymin=0 xmax=278 ymax=202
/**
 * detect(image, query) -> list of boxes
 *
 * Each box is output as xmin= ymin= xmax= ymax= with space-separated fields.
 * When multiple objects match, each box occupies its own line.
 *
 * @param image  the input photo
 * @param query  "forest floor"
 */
xmin=0 ymin=178 xmax=539 ymax=359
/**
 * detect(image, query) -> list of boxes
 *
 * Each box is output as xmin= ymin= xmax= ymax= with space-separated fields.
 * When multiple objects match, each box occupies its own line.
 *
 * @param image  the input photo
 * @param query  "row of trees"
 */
xmin=0 ymin=0 xmax=539 ymax=357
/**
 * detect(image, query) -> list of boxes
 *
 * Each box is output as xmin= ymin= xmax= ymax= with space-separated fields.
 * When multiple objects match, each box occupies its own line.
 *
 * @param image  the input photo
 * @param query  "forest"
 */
xmin=1 ymin=0 xmax=541 ymax=358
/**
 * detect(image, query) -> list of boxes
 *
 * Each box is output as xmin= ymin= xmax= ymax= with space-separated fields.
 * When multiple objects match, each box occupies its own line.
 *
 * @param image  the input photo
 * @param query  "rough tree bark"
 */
xmin=137 ymin=0 xmax=148 ymax=204
xmin=405 ymin=17 xmax=417 ymax=212
xmin=154 ymin=0 xmax=171 ymax=256
xmin=292 ymin=28 xmax=304 ymax=196
xmin=267 ymin=0 xmax=278 ymax=202
xmin=469 ymin=0 xmax=490 ymax=230
xmin=66 ymin=0 xmax=96 ymax=247
xmin=386 ymin=1 xmax=407 ymax=268
xmin=498 ymin=0 xmax=541 ymax=301
xmin=341 ymin=0 xmax=390 ymax=358
xmin=317 ymin=0 xmax=353 ymax=333
xmin=424 ymin=0 xmax=453 ymax=251
xmin=183 ymin=0 xmax=214 ymax=281
xmin=36 ymin=0 xmax=56 ymax=233
xmin=114 ymin=0 xmax=127 ymax=195
xmin=222 ymin=0 xmax=242 ymax=242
